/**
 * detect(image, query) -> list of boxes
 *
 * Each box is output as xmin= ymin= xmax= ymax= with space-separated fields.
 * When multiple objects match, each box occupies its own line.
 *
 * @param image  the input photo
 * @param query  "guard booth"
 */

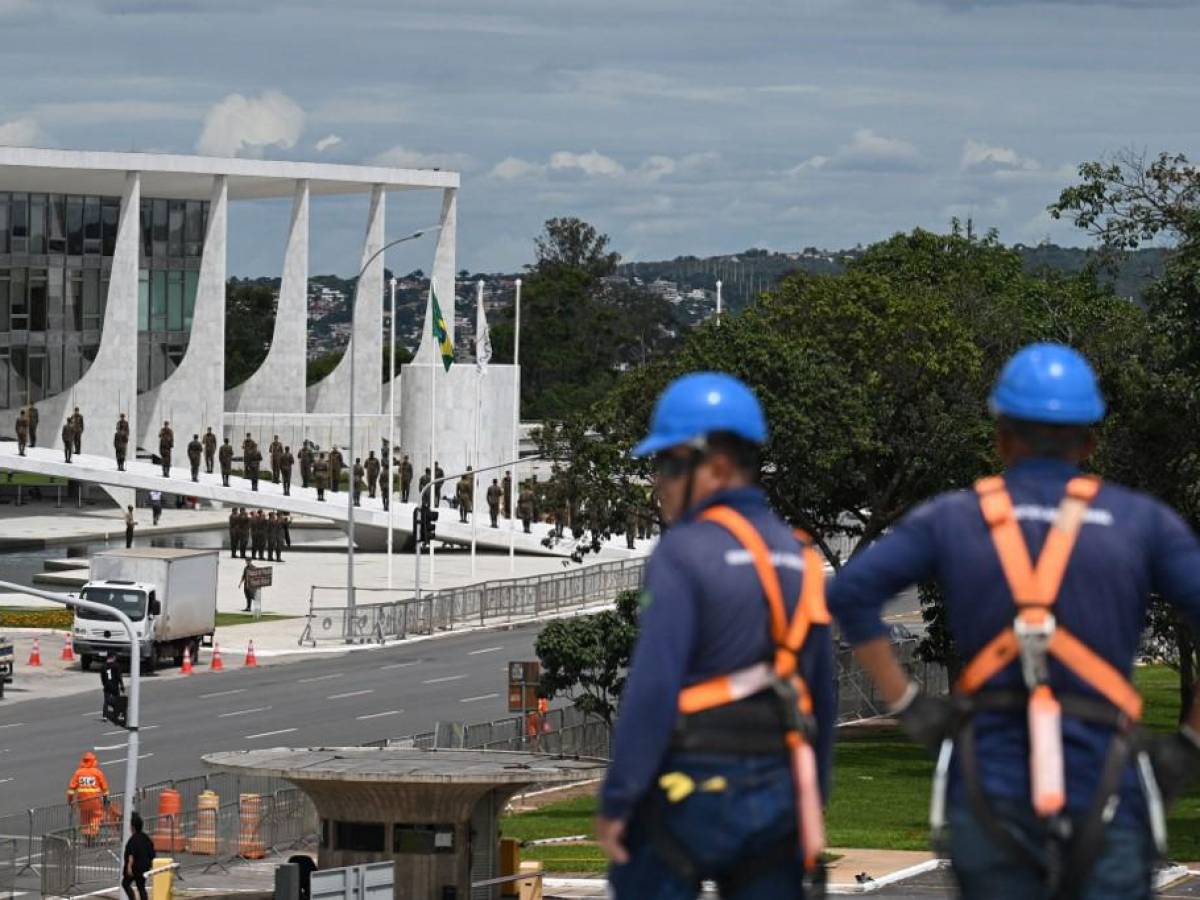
xmin=204 ymin=747 xmax=606 ymax=899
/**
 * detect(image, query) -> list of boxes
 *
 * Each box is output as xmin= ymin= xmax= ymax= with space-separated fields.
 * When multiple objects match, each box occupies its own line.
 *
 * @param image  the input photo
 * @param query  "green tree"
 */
xmin=535 ymin=590 xmax=640 ymax=727
xmin=224 ymin=282 xmax=277 ymax=388
xmin=306 ymin=350 xmax=342 ymax=386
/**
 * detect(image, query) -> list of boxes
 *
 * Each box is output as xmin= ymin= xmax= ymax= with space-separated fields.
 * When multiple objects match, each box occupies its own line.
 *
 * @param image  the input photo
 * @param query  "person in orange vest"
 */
xmin=827 ymin=344 xmax=1200 ymax=898
xmin=598 ymin=373 xmax=835 ymax=898
xmin=67 ymin=751 xmax=110 ymax=840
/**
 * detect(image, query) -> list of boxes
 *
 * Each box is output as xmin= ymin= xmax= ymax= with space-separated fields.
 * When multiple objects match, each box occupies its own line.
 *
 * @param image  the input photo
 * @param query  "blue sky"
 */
xmin=1 ymin=0 xmax=1197 ymax=276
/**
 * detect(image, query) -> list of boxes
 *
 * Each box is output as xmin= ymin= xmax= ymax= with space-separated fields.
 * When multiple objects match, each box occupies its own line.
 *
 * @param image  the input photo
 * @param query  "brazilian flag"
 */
xmin=431 ymin=287 xmax=453 ymax=372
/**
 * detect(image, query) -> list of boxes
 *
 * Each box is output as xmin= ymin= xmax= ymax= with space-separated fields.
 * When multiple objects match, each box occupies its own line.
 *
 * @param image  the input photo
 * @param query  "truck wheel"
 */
xmin=79 ymin=653 xmax=93 ymax=671
xmin=144 ymin=650 xmax=156 ymax=675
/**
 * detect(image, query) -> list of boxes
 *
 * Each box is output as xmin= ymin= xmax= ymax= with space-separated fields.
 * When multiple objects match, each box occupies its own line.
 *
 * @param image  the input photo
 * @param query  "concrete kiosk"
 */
xmin=204 ymin=747 xmax=606 ymax=899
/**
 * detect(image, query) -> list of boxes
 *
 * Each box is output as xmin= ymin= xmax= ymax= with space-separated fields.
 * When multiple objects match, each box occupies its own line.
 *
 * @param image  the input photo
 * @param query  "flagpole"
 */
xmin=470 ymin=280 xmax=483 ymax=577
xmin=716 ymin=279 xmax=723 ymax=323
xmin=429 ymin=278 xmax=437 ymax=587
xmin=387 ymin=276 xmax=396 ymax=589
xmin=509 ymin=278 xmax=521 ymax=573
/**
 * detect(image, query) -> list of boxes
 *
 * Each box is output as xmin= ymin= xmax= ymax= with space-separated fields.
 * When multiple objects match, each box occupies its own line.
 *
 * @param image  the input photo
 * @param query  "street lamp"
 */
xmin=346 ymin=226 xmax=441 ymax=624
xmin=0 ymin=581 xmax=142 ymax=863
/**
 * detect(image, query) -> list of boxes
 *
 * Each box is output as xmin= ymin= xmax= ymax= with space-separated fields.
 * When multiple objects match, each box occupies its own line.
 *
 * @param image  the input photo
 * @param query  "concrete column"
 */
xmin=306 ymin=185 xmax=385 ymax=460
xmin=138 ymin=175 xmax=227 ymax=453
xmin=224 ymin=179 xmax=308 ymax=415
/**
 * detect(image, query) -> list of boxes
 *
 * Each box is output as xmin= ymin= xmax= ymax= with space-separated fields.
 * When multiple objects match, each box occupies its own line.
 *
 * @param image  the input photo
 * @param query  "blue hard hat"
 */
xmin=633 ymin=372 xmax=767 ymax=457
xmin=989 ymin=343 xmax=1105 ymax=425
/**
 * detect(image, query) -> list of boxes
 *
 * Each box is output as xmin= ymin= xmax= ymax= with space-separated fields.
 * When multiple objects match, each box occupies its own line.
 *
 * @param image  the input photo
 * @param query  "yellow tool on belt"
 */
xmin=658 ymin=772 xmax=728 ymax=803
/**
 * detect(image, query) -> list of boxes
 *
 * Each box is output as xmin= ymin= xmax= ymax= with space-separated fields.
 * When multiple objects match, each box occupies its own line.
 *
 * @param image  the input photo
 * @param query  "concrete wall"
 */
xmin=138 ymin=175 xmax=227 ymax=452
xmin=224 ymin=179 xmax=309 ymax=414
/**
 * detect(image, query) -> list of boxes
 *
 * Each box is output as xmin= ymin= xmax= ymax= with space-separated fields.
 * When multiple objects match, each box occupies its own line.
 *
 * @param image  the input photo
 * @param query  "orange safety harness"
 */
xmin=674 ymin=505 xmax=829 ymax=872
xmin=939 ymin=475 xmax=1166 ymax=895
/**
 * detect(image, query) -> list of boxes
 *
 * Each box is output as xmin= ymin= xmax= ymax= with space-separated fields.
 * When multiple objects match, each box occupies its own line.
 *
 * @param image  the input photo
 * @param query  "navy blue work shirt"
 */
xmin=827 ymin=458 xmax=1200 ymax=822
xmin=600 ymin=486 xmax=836 ymax=822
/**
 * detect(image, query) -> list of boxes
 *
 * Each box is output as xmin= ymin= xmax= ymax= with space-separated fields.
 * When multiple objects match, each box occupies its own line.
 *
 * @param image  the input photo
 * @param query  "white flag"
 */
xmin=475 ymin=289 xmax=492 ymax=373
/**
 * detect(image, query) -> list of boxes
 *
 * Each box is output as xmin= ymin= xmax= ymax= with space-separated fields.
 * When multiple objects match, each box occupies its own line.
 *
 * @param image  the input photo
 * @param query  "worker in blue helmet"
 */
xmin=827 ymin=343 xmax=1200 ymax=899
xmin=597 ymin=372 xmax=836 ymax=899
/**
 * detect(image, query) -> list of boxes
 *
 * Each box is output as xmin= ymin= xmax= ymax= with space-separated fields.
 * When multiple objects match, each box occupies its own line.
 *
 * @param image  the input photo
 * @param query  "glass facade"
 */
xmin=0 ymin=191 xmax=206 ymax=409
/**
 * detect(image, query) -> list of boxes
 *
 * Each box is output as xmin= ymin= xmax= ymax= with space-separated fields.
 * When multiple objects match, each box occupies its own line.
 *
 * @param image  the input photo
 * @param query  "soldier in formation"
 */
xmin=329 ymin=447 xmax=344 ymax=494
xmin=14 ymin=409 xmax=27 ymax=456
xmin=228 ymin=507 xmax=240 ymax=559
xmin=366 ymin=450 xmax=380 ymax=498
xmin=518 ymin=481 xmax=535 ymax=534
xmin=278 ymin=510 xmax=292 ymax=550
xmin=202 ymin=427 xmax=217 ymax=473
xmin=502 ymin=470 xmax=512 ymax=519
xmin=187 ymin=434 xmax=203 ymax=482
xmin=25 ymin=404 xmax=38 ymax=447
xmin=487 ymin=478 xmax=502 ymax=528
xmin=400 ymin=454 xmax=413 ymax=503
xmin=419 ymin=467 xmax=431 ymax=508
xmin=456 ymin=468 xmax=473 ymax=523
xmin=434 ymin=461 xmax=445 ymax=506
xmin=113 ymin=414 xmax=129 ymax=470
xmin=280 ymin=446 xmax=294 ymax=496
xmin=237 ymin=508 xmax=251 ymax=558
xmin=251 ymin=510 xmax=267 ymax=560
xmin=379 ymin=455 xmax=390 ymax=511
xmin=68 ymin=407 xmax=83 ymax=454
xmin=314 ymin=452 xmax=329 ymax=502
xmin=267 ymin=512 xmax=283 ymax=562
xmin=353 ymin=458 xmax=365 ymax=507
xmin=299 ymin=441 xmax=313 ymax=489
xmin=269 ymin=435 xmax=283 ymax=484
xmin=61 ymin=419 xmax=74 ymax=463
xmin=158 ymin=420 xmax=174 ymax=477
xmin=218 ymin=438 xmax=233 ymax=487
xmin=242 ymin=433 xmax=261 ymax=491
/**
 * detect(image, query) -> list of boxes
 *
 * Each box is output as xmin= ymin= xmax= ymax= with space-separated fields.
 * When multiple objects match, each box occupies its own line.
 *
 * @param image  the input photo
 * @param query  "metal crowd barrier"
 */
xmin=299 ymin=557 xmax=647 ymax=646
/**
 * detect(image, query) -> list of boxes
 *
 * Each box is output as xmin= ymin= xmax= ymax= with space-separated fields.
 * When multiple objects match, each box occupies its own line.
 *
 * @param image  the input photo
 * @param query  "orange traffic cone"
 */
xmin=210 ymin=642 xmax=224 ymax=672
xmin=28 ymin=637 xmax=42 ymax=667
xmin=61 ymin=634 xmax=76 ymax=662
xmin=181 ymin=644 xmax=193 ymax=675
xmin=243 ymin=640 xmax=258 ymax=668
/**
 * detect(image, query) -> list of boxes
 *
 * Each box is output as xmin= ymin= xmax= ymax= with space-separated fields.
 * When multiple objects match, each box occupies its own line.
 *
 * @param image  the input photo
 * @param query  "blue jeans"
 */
xmin=609 ymin=753 xmax=809 ymax=900
xmin=949 ymin=797 xmax=1154 ymax=900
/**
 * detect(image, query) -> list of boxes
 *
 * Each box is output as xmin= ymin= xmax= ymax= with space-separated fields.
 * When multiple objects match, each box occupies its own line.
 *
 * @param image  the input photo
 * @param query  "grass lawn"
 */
xmin=1 ymin=609 xmax=294 ymax=630
xmin=500 ymin=664 xmax=1200 ymax=874
xmin=0 ymin=472 xmax=68 ymax=486
xmin=215 ymin=612 xmax=294 ymax=627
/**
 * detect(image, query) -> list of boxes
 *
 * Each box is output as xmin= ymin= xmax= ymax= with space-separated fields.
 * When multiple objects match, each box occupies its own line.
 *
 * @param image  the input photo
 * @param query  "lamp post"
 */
xmin=347 ymin=226 xmax=441 ymax=623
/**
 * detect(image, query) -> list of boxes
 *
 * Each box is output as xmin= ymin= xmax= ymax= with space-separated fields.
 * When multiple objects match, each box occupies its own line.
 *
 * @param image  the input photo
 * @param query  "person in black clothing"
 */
xmin=100 ymin=651 xmax=124 ymax=724
xmin=122 ymin=811 xmax=155 ymax=900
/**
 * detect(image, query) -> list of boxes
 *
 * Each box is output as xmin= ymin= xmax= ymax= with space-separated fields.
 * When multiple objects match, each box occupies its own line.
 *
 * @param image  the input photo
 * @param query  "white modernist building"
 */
xmin=0 ymin=147 xmax=520 ymax=500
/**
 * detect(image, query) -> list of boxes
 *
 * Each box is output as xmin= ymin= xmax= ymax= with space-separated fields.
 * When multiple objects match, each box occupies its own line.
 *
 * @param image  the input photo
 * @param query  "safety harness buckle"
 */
xmin=769 ymin=675 xmax=815 ymax=742
xmin=1014 ymin=611 xmax=1056 ymax=689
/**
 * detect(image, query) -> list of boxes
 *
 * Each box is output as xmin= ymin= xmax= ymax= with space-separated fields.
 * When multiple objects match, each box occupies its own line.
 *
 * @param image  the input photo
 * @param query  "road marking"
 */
xmin=327 ymin=689 xmax=374 ymax=700
xmin=0 ymin=723 xmax=23 ymax=729
xmin=380 ymin=661 xmax=419 ymax=670
xmin=423 ymin=674 xmax=467 ymax=684
xmin=0 ymin=778 xmax=12 ymax=785
xmin=101 ymin=753 xmax=154 ymax=766
xmin=102 ymin=729 xmax=127 ymax=737
xmin=200 ymin=688 xmax=246 ymax=699
xmin=94 ymin=742 xmax=127 ymax=751
xmin=460 ymin=693 xmax=499 ymax=703
xmin=298 ymin=672 xmax=343 ymax=683
xmin=219 ymin=706 xmax=271 ymax=718
xmin=468 ymin=646 xmax=503 ymax=655
xmin=356 ymin=710 xmax=403 ymax=720
xmin=245 ymin=728 xmax=296 ymax=740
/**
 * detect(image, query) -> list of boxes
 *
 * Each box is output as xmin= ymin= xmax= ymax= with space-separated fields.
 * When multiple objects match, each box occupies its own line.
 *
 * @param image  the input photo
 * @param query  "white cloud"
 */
xmin=787 ymin=155 xmax=831 ymax=175
xmin=0 ymin=117 xmax=47 ymax=147
xmin=787 ymin=129 xmax=922 ymax=175
xmin=489 ymin=156 xmax=545 ymax=180
xmin=549 ymin=150 xmax=625 ymax=177
xmin=960 ymin=139 xmax=1039 ymax=173
xmin=369 ymin=145 xmax=473 ymax=171
xmin=314 ymin=133 xmax=343 ymax=153
xmin=195 ymin=90 xmax=305 ymax=158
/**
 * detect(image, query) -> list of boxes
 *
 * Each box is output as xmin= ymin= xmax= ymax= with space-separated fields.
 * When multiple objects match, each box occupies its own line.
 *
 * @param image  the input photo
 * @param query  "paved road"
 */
xmin=0 ymin=622 xmax=542 ymax=815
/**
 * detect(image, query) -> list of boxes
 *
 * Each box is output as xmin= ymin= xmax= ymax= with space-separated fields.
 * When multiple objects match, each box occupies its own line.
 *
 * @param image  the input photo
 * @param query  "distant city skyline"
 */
xmin=2 ymin=0 xmax=1197 ymax=275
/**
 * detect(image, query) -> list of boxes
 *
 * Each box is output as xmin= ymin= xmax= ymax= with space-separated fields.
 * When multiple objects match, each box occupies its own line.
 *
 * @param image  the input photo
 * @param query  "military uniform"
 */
xmin=299 ymin=444 xmax=312 ymax=489
xmin=202 ymin=428 xmax=217 ymax=473
xmin=502 ymin=472 xmax=513 ymax=519
xmin=218 ymin=440 xmax=233 ymax=487
xmin=379 ymin=458 xmax=390 ymax=511
xmin=228 ymin=509 xmax=239 ymax=558
xmin=434 ymin=464 xmax=445 ymax=506
xmin=14 ymin=412 xmax=27 ymax=456
xmin=252 ymin=512 xmax=266 ymax=560
xmin=68 ymin=408 xmax=84 ymax=454
xmin=113 ymin=418 xmax=128 ymax=471
xmin=280 ymin=447 xmax=294 ymax=496
xmin=25 ymin=405 xmax=38 ymax=447
xmin=400 ymin=456 xmax=413 ymax=503
xmin=419 ymin=469 xmax=431 ymax=508
xmin=158 ymin=422 xmax=174 ymax=477
xmin=267 ymin=513 xmax=282 ymax=562
xmin=61 ymin=421 xmax=74 ymax=463
xmin=269 ymin=436 xmax=283 ymax=484
xmin=278 ymin=511 xmax=292 ymax=549
xmin=353 ymin=460 xmax=365 ymax=507
xmin=518 ymin=486 xmax=534 ymax=534
xmin=456 ymin=472 xmax=473 ymax=523
xmin=236 ymin=508 xmax=251 ymax=558
xmin=242 ymin=435 xmax=261 ymax=491
xmin=329 ymin=449 xmax=344 ymax=494
xmin=366 ymin=451 xmax=380 ymax=498
xmin=487 ymin=480 xmax=502 ymax=528
xmin=187 ymin=435 xmax=203 ymax=482
xmin=314 ymin=454 xmax=329 ymax=502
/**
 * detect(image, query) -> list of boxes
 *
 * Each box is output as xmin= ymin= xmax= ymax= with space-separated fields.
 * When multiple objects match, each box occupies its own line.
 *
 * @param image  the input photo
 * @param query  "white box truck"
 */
xmin=73 ymin=548 xmax=218 ymax=673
